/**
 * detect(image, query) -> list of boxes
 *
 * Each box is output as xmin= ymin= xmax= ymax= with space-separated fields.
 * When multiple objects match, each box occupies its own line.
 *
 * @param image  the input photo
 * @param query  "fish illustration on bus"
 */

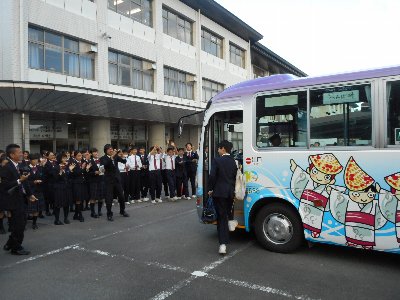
xmin=290 ymin=153 xmax=343 ymax=238
xmin=377 ymin=172 xmax=400 ymax=246
xmin=328 ymin=157 xmax=386 ymax=249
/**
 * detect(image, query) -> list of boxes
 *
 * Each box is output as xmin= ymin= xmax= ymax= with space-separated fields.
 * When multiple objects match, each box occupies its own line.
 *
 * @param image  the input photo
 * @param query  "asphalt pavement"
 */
xmin=1 ymin=198 xmax=400 ymax=300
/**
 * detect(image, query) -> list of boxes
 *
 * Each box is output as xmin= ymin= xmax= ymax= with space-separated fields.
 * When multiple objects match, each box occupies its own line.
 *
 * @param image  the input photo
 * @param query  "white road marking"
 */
xmin=206 ymin=274 xmax=318 ymax=300
xmin=0 ymin=209 xmax=196 ymax=269
xmin=1 ymin=244 xmax=77 ymax=269
xmin=72 ymin=245 xmax=116 ymax=257
xmin=149 ymin=242 xmax=252 ymax=300
xmin=191 ymin=271 xmax=207 ymax=277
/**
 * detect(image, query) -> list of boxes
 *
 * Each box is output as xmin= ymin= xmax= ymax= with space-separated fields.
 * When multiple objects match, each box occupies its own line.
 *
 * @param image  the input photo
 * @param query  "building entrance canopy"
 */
xmin=0 ymin=82 xmax=203 ymax=125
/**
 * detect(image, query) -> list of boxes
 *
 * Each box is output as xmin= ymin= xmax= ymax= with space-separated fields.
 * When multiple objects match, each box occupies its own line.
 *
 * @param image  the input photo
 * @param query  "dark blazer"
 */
xmin=24 ymin=165 xmax=45 ymax=197
xmin=69 ymin=160 xmax=86 ymax=184
xmin=139 ymin=154 xmax=149 ymax=170
xmin=0 ymin=159 xmax=31 ymax=211
xmin=208 ymin=155 xmax=237 ymax=199
xmin=184 ymin=151 xmax=199 ymax=174
xmin=175 ymin=156 xmax=187 ymax=178
xmin=88 ymin=158 xmax=101 ymax=183
xmin=100 ymin=155 xmax=126 ymax=184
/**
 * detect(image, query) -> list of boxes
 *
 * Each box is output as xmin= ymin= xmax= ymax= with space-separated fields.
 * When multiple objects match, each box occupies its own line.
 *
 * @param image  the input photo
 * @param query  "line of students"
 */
xmin=0 ymin=142 xmax=199 ymax=234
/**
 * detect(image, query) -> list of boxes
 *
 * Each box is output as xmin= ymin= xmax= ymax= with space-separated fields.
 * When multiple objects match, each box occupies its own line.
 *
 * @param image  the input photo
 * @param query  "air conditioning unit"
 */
xmin=88 ymin=45 xmax=98 ymax=53
xmin=143 ymin=61 xmax=157 ymax=70
xmin=188 ymin=75 xmax=197 ymax=82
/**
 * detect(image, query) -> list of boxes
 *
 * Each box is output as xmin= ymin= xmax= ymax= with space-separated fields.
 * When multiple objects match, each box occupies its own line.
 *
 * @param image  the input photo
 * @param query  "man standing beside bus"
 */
xmin=208 ymin=140 xmax=237 ymax=255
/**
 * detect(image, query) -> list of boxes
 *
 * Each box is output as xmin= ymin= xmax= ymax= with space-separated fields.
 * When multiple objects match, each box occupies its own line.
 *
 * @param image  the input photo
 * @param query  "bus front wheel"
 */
xmin=254 ymin=203 xmax=304 ymax=253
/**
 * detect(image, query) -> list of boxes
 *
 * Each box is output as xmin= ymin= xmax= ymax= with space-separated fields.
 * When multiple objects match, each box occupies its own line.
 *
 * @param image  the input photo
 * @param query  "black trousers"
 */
xmin=6 ymin=209 xmax=26 ymax=251
xmin=166 ymin=170 xmax=176 ymax=197
xmin=120 ymin=172 xmax=130 ymax=203
xmin=129 ymin=170 xmax=141 ymax=200
xmin=149 ymin=170 xmax=162 ymax=200
xmin=213 ymin=197 xmax=234 ymax=245
xmin=104 ymin=180 xmax=126 ymax=214
xmin=176 ymin=175 xmax=188 ymax=197
xmin=186 ymin=171 xmax=196 ymax=196
xmin=140 ymin=170 xmax=149 ymax=198
xmin=161 ymin=169 xmax=169 ymax=196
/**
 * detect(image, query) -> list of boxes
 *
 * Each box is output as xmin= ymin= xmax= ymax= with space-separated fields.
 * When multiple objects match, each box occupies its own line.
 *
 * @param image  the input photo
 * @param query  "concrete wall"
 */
xmin=0 ymin=111 xmax=30 ymax=151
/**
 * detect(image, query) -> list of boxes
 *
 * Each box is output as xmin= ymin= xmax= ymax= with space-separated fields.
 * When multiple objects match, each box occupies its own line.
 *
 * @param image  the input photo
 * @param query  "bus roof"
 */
xmin=212 ymin=65 xmax=400 ymax=101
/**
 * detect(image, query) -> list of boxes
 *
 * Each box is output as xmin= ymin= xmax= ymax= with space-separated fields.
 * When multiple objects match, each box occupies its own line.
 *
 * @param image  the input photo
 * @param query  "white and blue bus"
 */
xmin=194 ymin=65 xmax=400 ymax=254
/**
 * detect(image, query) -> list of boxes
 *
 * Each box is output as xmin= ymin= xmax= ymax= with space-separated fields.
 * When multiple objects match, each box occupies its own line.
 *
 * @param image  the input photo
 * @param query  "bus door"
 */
xmin=203 ymin=110 xmax=244 ymax=223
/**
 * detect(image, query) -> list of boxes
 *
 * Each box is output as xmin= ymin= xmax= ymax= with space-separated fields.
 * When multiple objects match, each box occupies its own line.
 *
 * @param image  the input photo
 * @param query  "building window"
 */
xmin=28 ymin=26 xmax=95 ymax=80
xmin=310 ymin=84 xmax=372 ymax=147
xmin=201 ymin=28 xmax=222 ymax=58
xmin=162 ymin=7 xmax=192 ymax=45
xmin=108 ymin=0 xmax=152 ymax=27
xmin=202 ymin=79 xmax=224 ymax=102
xmin=164 ymin=67 xmax=194 ymax=99
xmin=256 ymin=91 xmax=308 ymax=148
xmin=108 ymin=50 xmax=154 ymax=92
xmin=386 ymin=80 xmax=400 ymax=145
xmin=229 ymin=43 xmax=245 ymax=68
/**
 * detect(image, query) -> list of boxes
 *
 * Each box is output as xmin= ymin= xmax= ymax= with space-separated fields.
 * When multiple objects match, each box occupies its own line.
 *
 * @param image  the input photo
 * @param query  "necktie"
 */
xmin=32 ymin=166 xmax=37 ymax=173
xmin=153 ymin=155 xmax=157 ymax=170
xmin=171 ymin=157 xmax=174 ymax=170
xmin=135 ymin=156 xmax=138 ymax=170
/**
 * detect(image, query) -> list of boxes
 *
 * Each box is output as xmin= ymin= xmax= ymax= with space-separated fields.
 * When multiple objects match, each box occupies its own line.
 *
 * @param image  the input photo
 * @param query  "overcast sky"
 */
xmin=215 ymin=0 xmax=400 ymax=76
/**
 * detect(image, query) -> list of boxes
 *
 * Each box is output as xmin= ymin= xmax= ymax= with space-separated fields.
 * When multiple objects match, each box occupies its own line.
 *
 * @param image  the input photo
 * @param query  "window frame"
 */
xmin=108 ymin=0 xmax=153 ymax=27
xmin=229 ymin=43 xmax=245 ymax=68
xmin=252 ymin=78 xmax=378 ymax=151
xmin=162 ymin=6 xmax=193 ymax=45
xmin=108 ymin=50 xmax=154 ymax=92
xmin=202 ymin=78 xmax=224 ymax=103
xmin=163 ymin=66 xmax=194 ymax=100
xmin=382 ymin=75 xmax=400 ymax=148
xmin=201 ymin=27 xmax=223 ymax=58
xmin=28 ymin=25 xmax=95 ymax=80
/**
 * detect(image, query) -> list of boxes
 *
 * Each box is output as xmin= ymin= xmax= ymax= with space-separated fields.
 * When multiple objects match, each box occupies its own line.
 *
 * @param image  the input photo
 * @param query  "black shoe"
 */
xmin=79 ymin=215 xmax=85 ymax=222
xmin=120 ymin=212 xmax=129 ymax=217
xmin=3 ymin=244 xmax=11 ymax=251
xmin=73 ymin=214 xmax=79 ymax=220
xmin=38 ymin=214 xmax=45 ymax=219
xmin=32 ymin=224 xmax=38 ymax=230
xmin=107 ymin=215 xmax=114 ymax=222
xmin=98 ymin=212 xmax=103 ymax=217
xmin=45 ymin=211 xmax=52 ymax=217
xmin=0 ymin=228 xmax=5 ymax=234
xmin=84 ymin=206 xmax=90 ymax=211
xmin=64 ymin=219 xmax=70 ymax=224
xmin=91 ymin=213 xmax=98 ymax=218
xmin=54 ymin=220 xmax=64 ymax=225
xmin=11 ymin=249 xmax=31 ymax=255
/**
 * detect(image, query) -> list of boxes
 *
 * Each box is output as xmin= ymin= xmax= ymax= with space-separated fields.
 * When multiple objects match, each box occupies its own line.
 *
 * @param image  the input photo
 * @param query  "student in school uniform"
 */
xmin=82 ymin=149 xmax=91 ymax=211
xmin=148 ymin=146 xmax=163 ymax=204
xmin=127 ymin=147 xmax=142 ymax=204
xmin=43 ymin=151 xmax=57 ymax=216
xmin=53 ymin=153 xmax=72 ymax=225
xmin=164 ymin=147 xmax=178 ymax=201
xmin=184 ymin=143 xmax=199 ymax=198
xmin=87 ymin=148 xmax=103 ymax=218
xmin=21 ymin=151 xmax=30 ymax=167
xmin=100 ymin=145 xmax=129 ymax=221
xmin=175 ymin=148 xmax=189 ymax=199
xmin=117 ymin=149 xmax=131 ymax=206
xmin=139 ymin=147 xmax=149 ymax=202
xmin=160 ymin=148 xmax=169 ymax=198
xmin=24 ymin=153 xmax=46 ymax=229
xmin=69 ymin=151 xmax=88 ymax=222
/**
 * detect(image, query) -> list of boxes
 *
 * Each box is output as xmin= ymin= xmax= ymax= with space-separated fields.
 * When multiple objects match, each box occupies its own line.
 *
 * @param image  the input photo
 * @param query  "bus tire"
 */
xmin=254 ymin=203 xmax=304 ymax=253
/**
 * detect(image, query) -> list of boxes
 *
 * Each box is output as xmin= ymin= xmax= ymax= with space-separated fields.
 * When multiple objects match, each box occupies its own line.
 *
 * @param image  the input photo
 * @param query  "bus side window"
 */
xmin=387 ymin=81 xmax=400 ymax=145
xmin=310 ymin=84 xmax=372 ymax=147
xmin=255 ymin=91 xmax=307 ymax=148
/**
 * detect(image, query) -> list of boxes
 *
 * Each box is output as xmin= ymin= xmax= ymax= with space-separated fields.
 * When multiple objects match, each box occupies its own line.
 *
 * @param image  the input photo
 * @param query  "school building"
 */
xmin=0 ymin=0 xmax=306 ymax=153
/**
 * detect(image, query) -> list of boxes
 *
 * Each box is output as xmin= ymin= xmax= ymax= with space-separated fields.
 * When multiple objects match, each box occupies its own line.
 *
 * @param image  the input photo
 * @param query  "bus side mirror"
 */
xmin=178 ymin=119 xmax=184 ymax=138
xmin=228 ymin=125 xmax=235 ymax=132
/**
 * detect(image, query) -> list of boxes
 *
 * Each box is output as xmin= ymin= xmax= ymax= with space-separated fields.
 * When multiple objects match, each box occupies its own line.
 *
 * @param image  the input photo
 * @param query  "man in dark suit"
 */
xmin=184 ymin=142 xmax=199 ymax=197
xmin=1 ymin=144 xmax=35 ymax=255
xmin=208 ymin=140 xmax=237 ymax=255
xmin=100 ymin=144 xmax=129 ymax=221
